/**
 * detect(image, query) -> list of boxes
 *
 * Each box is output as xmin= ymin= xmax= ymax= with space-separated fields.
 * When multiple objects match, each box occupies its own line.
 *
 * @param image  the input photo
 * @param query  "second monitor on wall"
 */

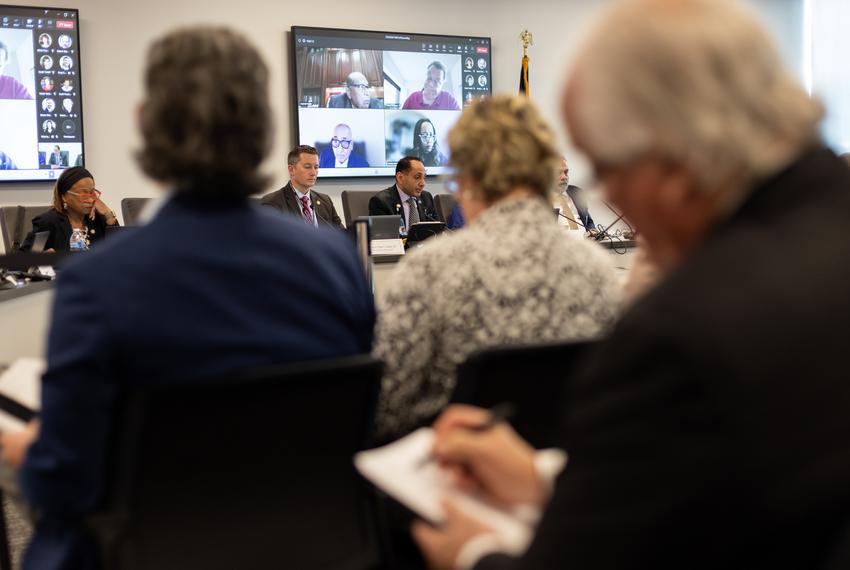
xmin=291 ymin=26 xmax=492 ymax=178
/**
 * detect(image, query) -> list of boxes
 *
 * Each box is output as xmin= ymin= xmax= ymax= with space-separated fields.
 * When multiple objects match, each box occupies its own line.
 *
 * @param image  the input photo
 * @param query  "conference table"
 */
xmin=0 ymin=282 xmax=54 ymax=363
xmin=372 ymin=237 xmax=636 ymax=291
xmin=0 ymin=238 xmax=636 ymax=363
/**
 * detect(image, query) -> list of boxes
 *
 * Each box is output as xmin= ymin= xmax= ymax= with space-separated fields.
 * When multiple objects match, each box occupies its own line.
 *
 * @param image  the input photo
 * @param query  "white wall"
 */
xmin=0 ymin=0 xmax=804 ymax=226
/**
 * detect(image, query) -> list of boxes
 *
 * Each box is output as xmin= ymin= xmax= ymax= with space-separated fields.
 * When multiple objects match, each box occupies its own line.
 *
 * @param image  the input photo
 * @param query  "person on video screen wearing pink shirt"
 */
xmin=0 ymin=40 xmax=34 ymax=100
xmin=402 ymin=61 xmax=460 ymax=111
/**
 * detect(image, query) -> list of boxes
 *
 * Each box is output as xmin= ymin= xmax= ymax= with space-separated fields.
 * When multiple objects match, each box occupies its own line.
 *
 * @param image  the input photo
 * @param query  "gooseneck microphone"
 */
xmin=557 ymin=210 xmax=587 ymax=230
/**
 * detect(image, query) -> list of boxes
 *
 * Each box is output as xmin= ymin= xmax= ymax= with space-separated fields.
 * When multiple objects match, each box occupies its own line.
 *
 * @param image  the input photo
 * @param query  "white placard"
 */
xmin=371 ymin=239 xmax=405 ymax=256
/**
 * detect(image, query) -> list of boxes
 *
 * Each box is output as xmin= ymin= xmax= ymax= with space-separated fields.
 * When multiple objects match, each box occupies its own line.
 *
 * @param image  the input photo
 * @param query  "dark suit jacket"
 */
xmin=48 ymin=152 xmax=67 ymax=167
xmin=477 ymin=146 xmax=850 ymax=569
xmin=368 ymin=185 xmax=438 ymax=228
xmin=20 ymin=208 xmax=112 ymax=252
xmin=326 ymin=92 xmax=383 ymax=109
xmin=260 ymin=182 xmax=342 ymax=228
xmin=565 ymin=184 xmax=595 ymax=230
xmin=319 ymin=147 xmax=369 ymax=168
xmin=20 ymin=195 xmax=375 ymax=570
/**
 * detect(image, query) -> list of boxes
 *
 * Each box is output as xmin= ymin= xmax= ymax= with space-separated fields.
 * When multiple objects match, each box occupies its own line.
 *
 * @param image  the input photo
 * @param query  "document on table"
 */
xmin=355 ymin=428 xmax=541 ymax=552
xmin=0 ymin=357 xmax=43 ymax=432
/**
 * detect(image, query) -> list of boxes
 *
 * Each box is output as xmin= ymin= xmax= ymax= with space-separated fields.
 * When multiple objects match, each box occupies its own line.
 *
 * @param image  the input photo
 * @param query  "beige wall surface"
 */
xmin=0 ymin=0 xmax=803 ymax=230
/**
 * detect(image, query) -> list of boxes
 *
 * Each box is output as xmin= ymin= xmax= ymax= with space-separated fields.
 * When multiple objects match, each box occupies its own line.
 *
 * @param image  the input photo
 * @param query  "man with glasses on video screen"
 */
xmin=261 ymin=145 xmax=343 ymax=228
xmin=318 ymin=123 xmax=370 ymax=168
xmin=327 ymin=71 xmax=383 ymax=109
xmin=402 ymin=61 xmax=460 ymax=111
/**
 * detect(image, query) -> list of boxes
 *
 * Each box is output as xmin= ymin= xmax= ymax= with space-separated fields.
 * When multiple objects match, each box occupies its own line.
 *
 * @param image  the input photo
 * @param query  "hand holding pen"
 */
xmin=428 ymin=403 xmax=545 ymax=507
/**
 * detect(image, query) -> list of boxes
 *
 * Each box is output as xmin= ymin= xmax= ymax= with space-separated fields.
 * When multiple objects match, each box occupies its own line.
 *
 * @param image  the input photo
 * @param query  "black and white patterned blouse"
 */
xmin=373 ymin=196 xmax=621 ymax=437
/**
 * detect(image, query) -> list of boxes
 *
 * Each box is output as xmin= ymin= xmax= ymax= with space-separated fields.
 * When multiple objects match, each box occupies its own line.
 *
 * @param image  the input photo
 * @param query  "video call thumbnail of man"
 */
xmin=295 ymin=46 xmax=473 ymax=170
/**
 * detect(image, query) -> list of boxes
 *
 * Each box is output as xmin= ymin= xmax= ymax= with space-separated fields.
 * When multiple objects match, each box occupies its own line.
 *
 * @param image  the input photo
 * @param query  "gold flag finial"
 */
xmin=520 ymin=30 xmax=533 ymax=57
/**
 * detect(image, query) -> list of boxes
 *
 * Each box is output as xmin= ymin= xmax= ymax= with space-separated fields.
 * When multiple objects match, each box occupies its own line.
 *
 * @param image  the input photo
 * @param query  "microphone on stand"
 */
xmin=593 ymin=211 xmax=626 ymax=241
xmin=557 ymin=210 xmax=587 ymax=230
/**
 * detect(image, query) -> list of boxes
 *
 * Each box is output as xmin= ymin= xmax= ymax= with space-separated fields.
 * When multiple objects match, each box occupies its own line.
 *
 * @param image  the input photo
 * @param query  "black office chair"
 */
xmin=450 ymin=340 xmax=596 ymax=449
xmin=822 ymin=516 xmax=850 ymax=570
xmin=119 ymin=198 xmax=152 ymax=226
xmin=342 ymin=191 xmax=377 ymax=227
xmin=433 ymin=194 xmax=457 ymax=224
xmin=88 ymin=355 xmax=385 ymax=570
xmin=0 ymin=205 xmax=52 ymax=253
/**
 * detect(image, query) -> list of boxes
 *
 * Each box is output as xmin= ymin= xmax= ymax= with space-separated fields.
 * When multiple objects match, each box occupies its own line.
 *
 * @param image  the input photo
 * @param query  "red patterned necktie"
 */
xmin=299 ymin=195 xmax=313 ymax=226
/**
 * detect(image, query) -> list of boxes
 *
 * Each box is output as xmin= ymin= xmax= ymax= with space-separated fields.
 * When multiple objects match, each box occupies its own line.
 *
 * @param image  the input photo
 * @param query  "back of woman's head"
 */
xmin=136 ymin=27 xmax=272 ymax=198
xmin=448 ymin=95 xmax=559 ymax=202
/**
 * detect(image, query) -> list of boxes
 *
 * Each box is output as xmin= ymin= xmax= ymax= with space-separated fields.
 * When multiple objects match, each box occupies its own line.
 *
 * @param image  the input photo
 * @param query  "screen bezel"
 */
xmin=289 ymin=25 xmax=492 ymax=180
xmin=0 ymin=4 xmax=85 ymax=184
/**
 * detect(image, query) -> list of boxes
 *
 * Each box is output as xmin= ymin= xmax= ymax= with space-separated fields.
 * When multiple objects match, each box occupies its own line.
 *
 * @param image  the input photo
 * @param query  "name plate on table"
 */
xmin=371 ymin=239 xmax=405 ymax=256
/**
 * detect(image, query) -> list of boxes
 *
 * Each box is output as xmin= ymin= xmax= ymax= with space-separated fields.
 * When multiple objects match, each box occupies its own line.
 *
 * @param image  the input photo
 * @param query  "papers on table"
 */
xmin=354 ymin=428 xmax=541 ymax=553
xmin=0 ymin=357 xmax=43 ymax=432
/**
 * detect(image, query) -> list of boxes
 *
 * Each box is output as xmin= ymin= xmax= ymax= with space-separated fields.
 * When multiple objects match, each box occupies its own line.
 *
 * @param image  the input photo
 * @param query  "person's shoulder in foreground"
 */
xmin=410 ymin=0 xmax=850 ymax=568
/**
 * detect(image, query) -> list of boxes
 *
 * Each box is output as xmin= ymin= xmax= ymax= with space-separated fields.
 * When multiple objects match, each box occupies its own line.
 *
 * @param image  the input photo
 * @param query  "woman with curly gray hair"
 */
xmin=372 ymin=95 xmax=621 ymax=439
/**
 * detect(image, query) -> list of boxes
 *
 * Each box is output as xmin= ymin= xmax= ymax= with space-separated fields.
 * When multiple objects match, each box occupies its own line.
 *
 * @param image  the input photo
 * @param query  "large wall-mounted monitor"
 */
xmin=292 ymin=26 xmax=492 ymax=178
xmin=0 ymin=5 xmax=84 ymax=182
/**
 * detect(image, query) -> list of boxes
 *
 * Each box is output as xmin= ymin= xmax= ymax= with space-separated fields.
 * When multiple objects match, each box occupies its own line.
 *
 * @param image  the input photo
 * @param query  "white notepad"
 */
xmin=0 ymin=357 xmax=44 ymax=432
xmin=355 ymin=428 xmax=542 ymax=552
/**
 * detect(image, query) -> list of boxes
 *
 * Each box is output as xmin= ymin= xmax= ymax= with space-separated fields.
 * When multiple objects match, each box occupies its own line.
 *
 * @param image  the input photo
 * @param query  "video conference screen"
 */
xmin=0 ymin=5 xmax=84 ymax=182
xmin=292 ymin=26 xmax=492 ymax=178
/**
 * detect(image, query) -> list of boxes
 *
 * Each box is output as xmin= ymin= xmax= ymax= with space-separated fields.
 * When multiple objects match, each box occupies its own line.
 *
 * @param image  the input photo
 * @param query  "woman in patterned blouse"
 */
xmin=373 ymin=95 xmax=622 ymax=439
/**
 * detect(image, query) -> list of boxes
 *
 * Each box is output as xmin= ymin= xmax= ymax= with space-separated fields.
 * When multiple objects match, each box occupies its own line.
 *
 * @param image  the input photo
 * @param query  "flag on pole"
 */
xmin=519 ymin=30 xmax=532 ymax=96
xmin=519 ymin=54 xmax=530 ymax=96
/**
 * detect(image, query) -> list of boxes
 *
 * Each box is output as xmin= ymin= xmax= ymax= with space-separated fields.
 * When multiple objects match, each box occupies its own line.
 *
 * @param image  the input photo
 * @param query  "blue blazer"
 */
xmin=20 ymin=195 xmax=375 ymax=570
xmin=319 ymin=147 xmax=369 ymax=168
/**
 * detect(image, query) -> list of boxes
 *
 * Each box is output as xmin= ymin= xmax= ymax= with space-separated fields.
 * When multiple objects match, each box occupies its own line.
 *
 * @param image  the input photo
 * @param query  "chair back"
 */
xmin=342 ymin=191 xmax=375 ymax=227
xmin=90 ymin=355 xmax=384 ymax=570
xmin=0 ymin=205 xmax=52 ymax=253
xmin=822 ymin=516 xmax=850 ymax=570
xmin=434 ymin=194 xmax=457 ymax=224
xmin=451 ymin=340 xmax=595 ymax=448
xmin=120 ymin=198 xmax=152 ymax=226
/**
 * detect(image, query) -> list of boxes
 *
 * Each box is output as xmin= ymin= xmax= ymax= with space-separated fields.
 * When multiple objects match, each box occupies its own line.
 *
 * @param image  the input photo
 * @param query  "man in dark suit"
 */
xmin=261 ymin=145 xmax=343 ymax=228
xmin=3 ymin=27 xmax=374 ymax=570
xmin=556 ymin=156 xmax=595 ymax=231
xmin=412 ymin=1 xmax=850 ymax=568
xmin=326 ymin=71 xmax=383 ymax=109
xmin=368 ymin=156 xmax=438 ymax=234
xmin=47 ymin=145 xmax=67 ymax=167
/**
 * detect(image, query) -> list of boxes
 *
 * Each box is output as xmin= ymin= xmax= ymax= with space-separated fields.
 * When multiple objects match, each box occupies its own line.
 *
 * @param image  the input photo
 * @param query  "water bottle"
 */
xmin=69 ymin=228 xmax=88 ymax=251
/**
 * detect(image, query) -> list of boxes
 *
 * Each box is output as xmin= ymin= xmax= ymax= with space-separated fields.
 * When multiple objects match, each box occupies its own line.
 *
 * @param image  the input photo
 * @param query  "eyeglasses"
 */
xmin=348 ymin=83 xmax=370 ymax=91
xmin=67 ymin=189 xmax=101 ymax=200
xmin=418 ymin=133 xmax=436 ymax=140
xmin=331 ymin=138 xmax=352 ymax=149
